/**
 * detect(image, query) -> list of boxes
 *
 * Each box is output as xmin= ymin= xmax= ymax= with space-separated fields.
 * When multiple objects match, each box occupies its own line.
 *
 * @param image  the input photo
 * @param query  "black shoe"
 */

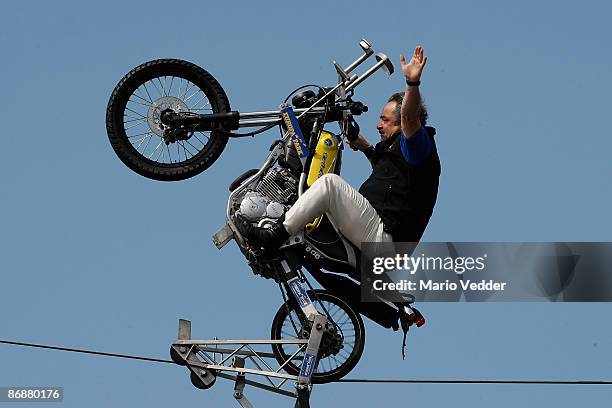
xmin=233 ymin=214 xmax=290 ymax=250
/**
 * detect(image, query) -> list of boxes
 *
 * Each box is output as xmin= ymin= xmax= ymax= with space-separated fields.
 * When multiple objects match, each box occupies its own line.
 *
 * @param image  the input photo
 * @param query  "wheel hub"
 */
xmin=299 ymin=321 xmax=344 ymax=357
xmin=147 ymin=96 xmax=189 ymax=137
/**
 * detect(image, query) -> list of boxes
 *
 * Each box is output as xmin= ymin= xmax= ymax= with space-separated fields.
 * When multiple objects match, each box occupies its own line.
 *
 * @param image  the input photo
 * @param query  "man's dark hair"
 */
xmin=388 ymin=92 xmax=428 ymax=126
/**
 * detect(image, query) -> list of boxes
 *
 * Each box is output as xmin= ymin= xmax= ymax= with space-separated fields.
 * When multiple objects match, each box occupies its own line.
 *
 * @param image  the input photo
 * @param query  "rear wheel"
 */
xmin=106 ymin=59 xmax=231 ymax=181
xmin=270 ymin=290 xmax=365 ymax=383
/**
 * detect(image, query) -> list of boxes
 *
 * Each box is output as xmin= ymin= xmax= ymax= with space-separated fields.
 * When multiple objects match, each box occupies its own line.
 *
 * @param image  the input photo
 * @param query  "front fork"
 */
xmin=279 ymin=259 xmax=326 ymax=388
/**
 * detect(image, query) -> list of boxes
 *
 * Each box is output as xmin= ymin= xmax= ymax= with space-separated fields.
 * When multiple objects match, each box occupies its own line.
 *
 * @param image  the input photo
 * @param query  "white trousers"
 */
xmin=283 ymin=174 xmax=392 ymax=250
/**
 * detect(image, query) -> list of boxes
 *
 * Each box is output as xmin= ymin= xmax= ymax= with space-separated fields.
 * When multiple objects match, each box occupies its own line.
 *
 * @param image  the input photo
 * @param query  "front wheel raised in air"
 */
xmin=106 ymin=59 xmax=231 ymax=181
xmin=270 ymin=290 xmax=365 ymax=384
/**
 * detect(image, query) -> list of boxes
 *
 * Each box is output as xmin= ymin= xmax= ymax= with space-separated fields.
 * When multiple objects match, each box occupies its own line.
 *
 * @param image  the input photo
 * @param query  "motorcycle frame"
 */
xmin=213 ymin=38 xmax=398 ymax=317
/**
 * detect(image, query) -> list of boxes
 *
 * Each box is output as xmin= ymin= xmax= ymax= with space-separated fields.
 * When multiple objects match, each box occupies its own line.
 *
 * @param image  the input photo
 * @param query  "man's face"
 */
xmin=377 ymin=102 xmax=402 ymax=141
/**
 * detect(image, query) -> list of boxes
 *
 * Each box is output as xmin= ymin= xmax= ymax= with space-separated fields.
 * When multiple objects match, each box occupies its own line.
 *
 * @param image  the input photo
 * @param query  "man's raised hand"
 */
xmin=400 ymin=46 xmax=427 ymax=82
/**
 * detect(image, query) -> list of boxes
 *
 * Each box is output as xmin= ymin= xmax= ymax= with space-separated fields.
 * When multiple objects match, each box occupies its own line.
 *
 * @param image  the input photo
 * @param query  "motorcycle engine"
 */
xmin=238 ymin=167 xmax=298 ymax=223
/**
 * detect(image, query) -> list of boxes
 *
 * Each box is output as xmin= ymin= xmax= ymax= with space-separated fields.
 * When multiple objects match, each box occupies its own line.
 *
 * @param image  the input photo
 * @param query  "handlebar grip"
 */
xmin=350 ymin=102 xmax=368 ymax=115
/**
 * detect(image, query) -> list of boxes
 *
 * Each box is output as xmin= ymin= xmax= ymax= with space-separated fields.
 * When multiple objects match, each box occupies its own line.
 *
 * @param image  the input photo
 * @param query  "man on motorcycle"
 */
xmin=235 ymin=45 xmax=440 ymax=252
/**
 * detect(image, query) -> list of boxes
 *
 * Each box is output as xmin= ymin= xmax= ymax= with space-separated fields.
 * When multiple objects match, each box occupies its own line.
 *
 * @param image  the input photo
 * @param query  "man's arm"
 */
xmin=400 ymin=46 xmax=428 ymax=139
xmin=347 ymin=132 xmax=372 ymax=152
xmin=347 ymin=132 xmax=376 ymax=163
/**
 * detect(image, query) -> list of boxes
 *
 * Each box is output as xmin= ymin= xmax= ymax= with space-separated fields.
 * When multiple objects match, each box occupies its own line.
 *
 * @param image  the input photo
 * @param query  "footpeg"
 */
xmin=213 ymin=223 xmax=234 ymax=249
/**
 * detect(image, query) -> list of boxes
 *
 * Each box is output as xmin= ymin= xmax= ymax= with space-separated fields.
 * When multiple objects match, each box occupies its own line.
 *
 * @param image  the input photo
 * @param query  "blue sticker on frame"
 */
xmin=288 ymin=277 xmax=312 ymax=309
xmin=300 ymin=352 xmax=317 ymax=378
xmin=281 ymin=106 xmax=310 ymax=164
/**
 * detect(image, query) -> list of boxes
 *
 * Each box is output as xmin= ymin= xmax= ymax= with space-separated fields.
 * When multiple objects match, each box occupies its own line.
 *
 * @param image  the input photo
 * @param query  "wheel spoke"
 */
xmin=181 ymin=81 xmax=194 ymax=101
xmin=135 ymin=134 xmax=154 ymax=151
xmin=124 ymin=118 xmax=148 ymax=131
xmin=149 ymin=140 xmax=163 ymax=160
xmin=132 ymin=133 xmax=153 ymax=149
xmin=159 ymin=144 xmax=165 ymax=162
xmin=180 ymin=141 xmax=196 ymax=157
xmin=166 ymin=144 xmax=173 ymax=163
xmin=180 ymin=142 xmax=187 ymax=161
xmin=192 ymin=93 xmax=209 ymax=109
xmin=150 ymin=78 xmax=164 ymax=99
xmin=157 ymin=77 xmax=167 ymax=97
xmin=125 ymin=107 xmax=147 ymax=119
xmin=174 ymin=141 xmax=183 ymax=161
xmin=134 ymin=87 xmax=152 ymax=103
xmin=142 ymin=83 xmax=154 ymax=104
xmin=194 ymin=132 xmax=209 ymax=145
xmin=281 ymin=330 xmax=298 ymax=339
xmin=328 ymin=305 xmax=342 ymax=319
xmin=336 ymin=316 xmax=352 ymax=327
xmin=130 ymin=92 xmax=151 ymax=105
xmin=331 ymin=355 xmax=341 ymax=368
xmin=184 ymin=140 xmax=200 ymax=156
xmin=128 ymin=130 xmax=155 ymax=139
xmin=128 ymin=97 xmax=153 ymax=108
xmin=168 ymin=76 xmax=175 ymax=95
xmin=141 ymin=132 xmax=154 ymax=155
xmin=124 ymin=117 xmax=147 ymax=124
xmin=124 ymin=114 xmax=145 ymax=123
xmin=184 ymin=89 xmax=201 ymax=103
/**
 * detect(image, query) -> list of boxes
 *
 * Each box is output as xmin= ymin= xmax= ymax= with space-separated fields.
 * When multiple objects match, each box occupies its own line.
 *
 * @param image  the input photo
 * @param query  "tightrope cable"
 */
xmin=0 ymin=339 xmax=174 ymax=364
xmin=2 ymin=339 xmax=611 ymax=385
xmin=335 ymin=379 xmax=612 ymax=385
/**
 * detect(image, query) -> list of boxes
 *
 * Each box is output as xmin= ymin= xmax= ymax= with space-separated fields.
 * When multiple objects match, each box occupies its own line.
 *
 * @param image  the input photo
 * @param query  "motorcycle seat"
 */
xmin=304 ymin=214 xmax=361 ymax=278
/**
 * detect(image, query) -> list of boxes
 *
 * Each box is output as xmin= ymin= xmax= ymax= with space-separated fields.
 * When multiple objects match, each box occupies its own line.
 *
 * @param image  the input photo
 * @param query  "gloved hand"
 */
xmin=345 ymin=117 xmax=370 ymax=151
xmin=345 ymin=117 xmax=360 ymax=142
xmin=346 ymin=128 xmax=372 ymax=153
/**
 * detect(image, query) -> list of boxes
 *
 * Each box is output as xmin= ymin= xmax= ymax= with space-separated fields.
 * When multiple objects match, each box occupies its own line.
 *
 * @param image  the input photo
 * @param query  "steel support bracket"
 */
xmin=170 ymin=319 xmax=320 ymax=407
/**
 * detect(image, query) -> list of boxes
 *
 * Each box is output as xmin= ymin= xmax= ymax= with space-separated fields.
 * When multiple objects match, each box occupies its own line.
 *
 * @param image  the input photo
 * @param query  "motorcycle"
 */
xmin=106 ymin=39 xmax=424 ymax=383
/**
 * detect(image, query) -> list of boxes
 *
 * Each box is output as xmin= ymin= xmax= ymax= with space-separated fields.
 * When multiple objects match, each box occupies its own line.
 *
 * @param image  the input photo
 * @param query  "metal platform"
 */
xmin=171 ymin=318 xmax=327 ymax=408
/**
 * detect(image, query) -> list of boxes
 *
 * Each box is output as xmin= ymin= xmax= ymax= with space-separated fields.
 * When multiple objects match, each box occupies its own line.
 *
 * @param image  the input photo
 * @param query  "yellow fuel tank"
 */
xmin=305 ymin=130 xmax=339 ymax=233
xmin=307 ymin=130 xmax=339 ymax=186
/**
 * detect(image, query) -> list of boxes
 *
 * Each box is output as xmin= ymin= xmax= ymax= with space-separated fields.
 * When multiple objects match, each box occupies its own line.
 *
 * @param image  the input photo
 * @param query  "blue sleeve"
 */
xmin=399 ymin=127 xmax=432 ymax=165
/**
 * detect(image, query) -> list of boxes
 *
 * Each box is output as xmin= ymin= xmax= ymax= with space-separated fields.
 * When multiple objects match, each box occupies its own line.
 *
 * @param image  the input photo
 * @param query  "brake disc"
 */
xmin=147 ymin=96 xmax=189 ymax=137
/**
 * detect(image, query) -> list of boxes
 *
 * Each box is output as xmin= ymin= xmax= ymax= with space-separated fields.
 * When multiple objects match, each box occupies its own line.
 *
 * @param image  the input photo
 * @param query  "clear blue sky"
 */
xmin=1 ymin=1 xmax=611 ymax=407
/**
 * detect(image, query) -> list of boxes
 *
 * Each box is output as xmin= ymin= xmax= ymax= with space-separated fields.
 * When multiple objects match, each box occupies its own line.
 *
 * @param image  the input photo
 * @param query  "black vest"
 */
xmin=358 ymin=126 xmax=440 ymax=242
